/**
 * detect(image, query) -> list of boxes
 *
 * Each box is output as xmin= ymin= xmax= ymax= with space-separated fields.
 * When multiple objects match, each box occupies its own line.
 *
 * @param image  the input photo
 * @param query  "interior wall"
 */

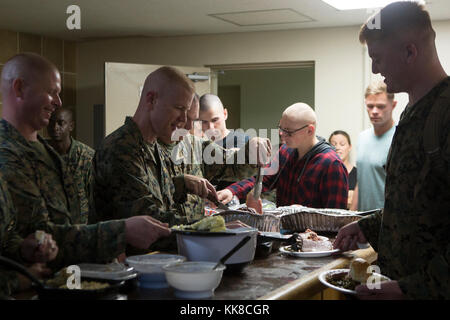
xmin=217 ymin=67 xmax=314 ymax=132
xmin=77 ymin=20 xmax=450 ymax=151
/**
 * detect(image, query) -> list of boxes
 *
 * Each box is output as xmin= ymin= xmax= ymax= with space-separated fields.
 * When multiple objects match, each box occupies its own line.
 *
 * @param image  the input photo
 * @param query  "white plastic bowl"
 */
xmin=125 ymin=254 xmax=186 ymax=289
xmin=163 ymin=262 xmax=226 ymax=299
xmin=175 ymin=227 xmax=258 ymax=271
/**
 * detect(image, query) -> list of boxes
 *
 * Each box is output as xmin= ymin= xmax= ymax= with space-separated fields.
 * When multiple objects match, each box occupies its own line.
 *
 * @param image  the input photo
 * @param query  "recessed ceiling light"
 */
xmin=321 ymin=0 xmax=425 ymax=11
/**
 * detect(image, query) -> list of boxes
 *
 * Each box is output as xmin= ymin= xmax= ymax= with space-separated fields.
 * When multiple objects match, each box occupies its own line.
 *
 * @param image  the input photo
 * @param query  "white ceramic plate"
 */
xmin=318 ymin=269 xmax=391 ymax=295
xmin=279 ymin=244 xmax=339 ymax=258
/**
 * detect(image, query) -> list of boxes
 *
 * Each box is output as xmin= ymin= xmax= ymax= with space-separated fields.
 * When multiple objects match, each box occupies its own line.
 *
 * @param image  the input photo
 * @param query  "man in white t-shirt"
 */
xmin=351 ymin=81 xmax=397 ymax=211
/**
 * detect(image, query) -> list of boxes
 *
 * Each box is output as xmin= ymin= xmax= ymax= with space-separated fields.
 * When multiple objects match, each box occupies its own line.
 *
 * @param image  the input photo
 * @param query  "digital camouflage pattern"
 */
xmin=93 ymin=117 xmax=189 ymax=225
xmin=0 ymin=176 xmax=22 ymax=297
xmin=0 ymin=119 xmax=127 ymax=270
xmin=358 ymin=77 xmax=450 ymax=299
xmin=159 ymin=134 xmax=257 ymax=221
xmin=93 ymin=117 xmax=193 ymax=252
xmin=46 ymin=137 xmax=95 ymax=224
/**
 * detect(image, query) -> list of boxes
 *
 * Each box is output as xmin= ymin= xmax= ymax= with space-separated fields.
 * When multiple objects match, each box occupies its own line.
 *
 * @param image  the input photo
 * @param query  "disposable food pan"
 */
xmin=277 ymin=206 xmax=373 ymax=233
xmin=217 ymin=210 xmax=282 ymax=232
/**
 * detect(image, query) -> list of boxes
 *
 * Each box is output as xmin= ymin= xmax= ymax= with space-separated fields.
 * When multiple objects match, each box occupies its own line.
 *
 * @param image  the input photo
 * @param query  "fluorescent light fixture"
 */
xmin=321 ymin=0 xmax=425 ymax=10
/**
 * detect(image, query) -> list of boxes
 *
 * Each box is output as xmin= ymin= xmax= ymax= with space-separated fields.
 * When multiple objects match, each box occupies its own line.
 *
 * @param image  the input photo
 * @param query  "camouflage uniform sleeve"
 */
xmin=0 ymin=177 xmax=24 ymax=263
xmin=94 ymin=150 xmax=188 ymax=226
xmin=357 ymin=209 xmax=383 ymax=252
xmin=1 ymin=159 xmax=127 ymax=268
xmin=397 ymin=243 xmax=450 ymax=299
xmin=202 ymin=139 xmax=257 ymax=182
xmin=0 ymin=178 xmax=23 ymax=296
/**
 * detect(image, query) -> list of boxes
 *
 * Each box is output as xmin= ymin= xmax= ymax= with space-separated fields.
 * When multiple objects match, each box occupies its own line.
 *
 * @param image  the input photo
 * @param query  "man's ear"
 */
xmin=308 ymin=124 xmax=316 ymax=136
xmin=405 ymin=43 xmax=418 ymax=64
xmin=391 ymin=100 xmax=398 ymax=110
xmin=223 ymin=108 xmax=228 ymax=120
xmin=12 ymin=78 xmax=25 ymax=99
xmin=146 ymin=91 xmax=157 ymax=109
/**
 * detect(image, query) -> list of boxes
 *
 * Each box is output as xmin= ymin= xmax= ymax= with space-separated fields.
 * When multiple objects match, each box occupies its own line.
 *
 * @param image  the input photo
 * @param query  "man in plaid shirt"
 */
xmin=218 ymin=103 xmax=349 ymax=209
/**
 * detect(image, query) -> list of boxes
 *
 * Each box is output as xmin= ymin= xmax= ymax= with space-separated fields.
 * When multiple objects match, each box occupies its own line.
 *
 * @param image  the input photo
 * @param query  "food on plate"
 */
xmin=46 ymin=267 xmax=110 ymax=290
xmin=172 ymin=215 xmax=226 ymax=232
xmin=348 ymin=258 xmax=371 ymax=283
xmin=325 ymin=258 xmax=388 ymax=291
xmin=284 ymin=229 xmax=333 ymax=252
xmin=326 ymin=272 xmax=359 ymax=290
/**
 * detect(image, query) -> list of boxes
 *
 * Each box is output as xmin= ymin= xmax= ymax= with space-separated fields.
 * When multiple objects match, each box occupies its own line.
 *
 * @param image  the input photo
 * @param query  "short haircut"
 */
xmin=329 ymin=130 xmax=352 ymax=146
xmin=1 ymin=52 xmax=58 ymax=87
xmin=199 ymin=93 xmax=223 ymax=112
xmin=56 ymin=106 xmax=75 ymax=122
xmin=365 ymin=80 xmax=395 ymax=101
xmin=359 ymin=1 xmax=435 ymax=44
xmin=155 ymin=66 xmax=195 ymax=97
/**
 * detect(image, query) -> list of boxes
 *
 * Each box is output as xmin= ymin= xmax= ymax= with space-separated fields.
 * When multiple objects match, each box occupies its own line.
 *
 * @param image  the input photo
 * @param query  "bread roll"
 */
xmin=349 ymin=258 xmax=371 ymax=283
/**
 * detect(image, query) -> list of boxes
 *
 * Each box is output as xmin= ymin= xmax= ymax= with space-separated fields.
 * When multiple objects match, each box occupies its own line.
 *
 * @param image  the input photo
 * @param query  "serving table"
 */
xmin=12 ymin=245 xmax=376 ymax=300
xmin=126 ymin=246 xmax=377 ymax=300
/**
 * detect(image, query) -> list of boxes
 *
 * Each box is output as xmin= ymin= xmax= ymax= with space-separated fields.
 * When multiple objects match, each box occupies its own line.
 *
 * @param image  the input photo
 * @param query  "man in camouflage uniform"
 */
xmin=47 ymin=107 xmax=95 ymax=224
xmin=334 ymin=2 xmax=449 ymax=299
xmin=0 ymin=175 xmax=58 ymax=297
xmin=0 ymin=53 xmax=171 ymax=270
xmin=94 ymin=67 xmax=271 ymax=253
xmin=158 ymin=94 xmax=263 ymax=222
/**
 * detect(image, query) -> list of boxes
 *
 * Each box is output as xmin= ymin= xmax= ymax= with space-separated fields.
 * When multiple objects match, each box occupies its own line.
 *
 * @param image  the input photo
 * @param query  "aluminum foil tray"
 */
xmin=277 ymin=206 xmax=363 ymax=232
xmin=216 ymin=210 xmax=282 ymax=232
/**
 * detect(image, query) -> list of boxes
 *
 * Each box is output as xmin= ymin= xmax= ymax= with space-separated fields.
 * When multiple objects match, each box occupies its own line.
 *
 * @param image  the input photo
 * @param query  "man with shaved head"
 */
xmin=199 ymin=93 xmax=250 ymax=149
xmin=218 ymin=102 xmax=348 ymax=210
xmin=94 ymin=66 xmax=232 ymax=251
xmin=0 ymin=53 xmax=171 ymax=269
xmin=199 ymin=93 xmax=251 ymax=191
xmin=334 ymin=1 xmax=449 ymax=299
xmin=47 ymin=107 xmax=95 ymax=223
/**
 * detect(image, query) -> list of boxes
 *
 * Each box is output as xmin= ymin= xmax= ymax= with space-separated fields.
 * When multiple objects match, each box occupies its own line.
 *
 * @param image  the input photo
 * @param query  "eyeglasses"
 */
xmin=278 ymin=124 xmax=310 ymax=137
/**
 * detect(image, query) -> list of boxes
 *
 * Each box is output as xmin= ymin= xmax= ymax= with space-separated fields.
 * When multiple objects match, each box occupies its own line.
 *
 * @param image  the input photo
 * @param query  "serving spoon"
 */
xmin=213 ymin=236 xmax=252 ymax=270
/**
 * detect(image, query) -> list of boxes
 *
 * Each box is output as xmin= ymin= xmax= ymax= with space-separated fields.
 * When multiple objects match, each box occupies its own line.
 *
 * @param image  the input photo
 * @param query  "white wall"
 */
xmin=77 ymin=20 xmax=450 ymax=152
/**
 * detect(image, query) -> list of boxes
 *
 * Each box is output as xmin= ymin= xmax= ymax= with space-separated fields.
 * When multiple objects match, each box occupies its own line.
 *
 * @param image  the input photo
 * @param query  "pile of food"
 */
xmin=172 ymin=215 xmax=226 ymax=232
xmin=326 ymin=258 xmax=373 ymax=291
xmin=46 ymin=267 xmax=110 ymax=290
xmin=284 ymin=229 xmax=333 ymax=252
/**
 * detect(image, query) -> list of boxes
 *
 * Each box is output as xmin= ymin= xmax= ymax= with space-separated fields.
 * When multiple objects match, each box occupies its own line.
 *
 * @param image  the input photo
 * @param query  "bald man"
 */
xmin=0 ymin=53 xmax=171 ymax=270
xmin=47 ymin=107 xmax=95 ymax=223
xmin=94 ymin=66 xmax=229 ymax=252
xmin=218 ymin=103 xmax=348 ymax=210
xmin=334 ymin=2 xmax=450 ymax=300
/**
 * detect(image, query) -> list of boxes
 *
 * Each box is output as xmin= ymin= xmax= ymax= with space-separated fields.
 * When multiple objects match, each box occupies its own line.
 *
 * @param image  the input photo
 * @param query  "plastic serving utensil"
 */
xmin=213 ymin=236 xmax=252 ymax=270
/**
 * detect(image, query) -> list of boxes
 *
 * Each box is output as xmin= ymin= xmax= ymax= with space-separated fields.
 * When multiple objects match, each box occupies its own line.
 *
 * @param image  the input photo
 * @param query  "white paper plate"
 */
xmin=279 ymin=246 xmax=339 ymax=258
